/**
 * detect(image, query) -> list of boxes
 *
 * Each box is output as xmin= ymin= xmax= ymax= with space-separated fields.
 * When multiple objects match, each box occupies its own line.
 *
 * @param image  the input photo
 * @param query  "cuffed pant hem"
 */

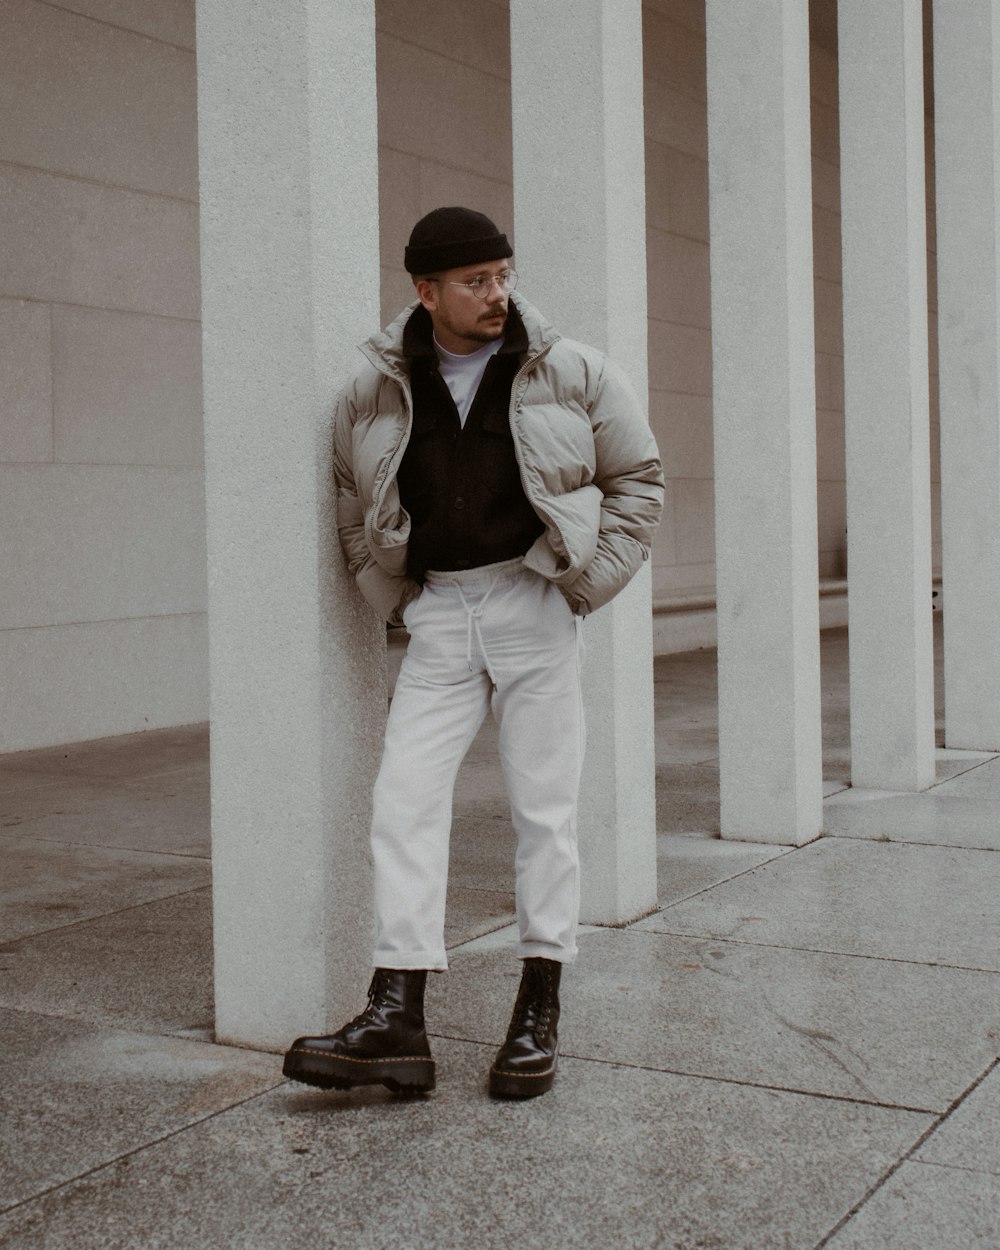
xmin=374 ymin=951 xmax=449 ymax=972
xmin=518 ymin=942 xmax=577 ymax=964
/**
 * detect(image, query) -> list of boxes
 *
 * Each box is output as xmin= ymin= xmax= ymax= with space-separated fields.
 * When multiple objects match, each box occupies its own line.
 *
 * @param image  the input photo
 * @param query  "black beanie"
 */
xmin=404 ymin=206 xmax=512 ymax=275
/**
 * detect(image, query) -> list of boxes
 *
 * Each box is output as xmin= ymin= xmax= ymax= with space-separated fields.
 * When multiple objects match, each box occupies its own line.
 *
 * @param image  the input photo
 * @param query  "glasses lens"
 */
xmin=473 ymin=271 xmax=516 ymax=298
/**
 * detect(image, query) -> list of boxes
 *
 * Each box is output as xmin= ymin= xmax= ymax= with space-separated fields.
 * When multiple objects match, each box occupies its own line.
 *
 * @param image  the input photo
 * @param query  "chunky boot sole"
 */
xmin=282 ymin=1048 xmax=435 ymax=1094
xmin=488 ymin=1058 xmax=557 ymax=1099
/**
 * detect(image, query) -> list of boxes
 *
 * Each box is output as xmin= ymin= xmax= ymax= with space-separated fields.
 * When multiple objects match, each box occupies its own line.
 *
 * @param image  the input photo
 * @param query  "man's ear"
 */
xmin=413 ymin=277 xmax=438 ymax=313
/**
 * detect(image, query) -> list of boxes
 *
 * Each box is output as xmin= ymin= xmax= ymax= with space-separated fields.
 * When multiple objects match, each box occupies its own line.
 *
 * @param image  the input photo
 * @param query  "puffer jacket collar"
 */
xmin=358 ymin=291 xmax=560 ymax=380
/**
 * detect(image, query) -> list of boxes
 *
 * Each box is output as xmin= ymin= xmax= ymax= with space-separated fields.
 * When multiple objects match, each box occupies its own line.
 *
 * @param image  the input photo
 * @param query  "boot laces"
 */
xmin=508 ymin=965 xmax=553 ymax=1040
xmin=345 ymin=973 xmax=391 ymax=1030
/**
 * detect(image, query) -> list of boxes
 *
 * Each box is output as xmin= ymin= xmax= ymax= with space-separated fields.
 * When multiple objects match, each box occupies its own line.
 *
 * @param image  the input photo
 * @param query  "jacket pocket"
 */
xmin=532 ymin=483 xmax=604 ymax=576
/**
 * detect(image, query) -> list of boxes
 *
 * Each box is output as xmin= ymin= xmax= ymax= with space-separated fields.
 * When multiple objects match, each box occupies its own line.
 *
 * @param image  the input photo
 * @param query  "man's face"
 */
xmin=415 ymin=258 xmax=511 ymax=355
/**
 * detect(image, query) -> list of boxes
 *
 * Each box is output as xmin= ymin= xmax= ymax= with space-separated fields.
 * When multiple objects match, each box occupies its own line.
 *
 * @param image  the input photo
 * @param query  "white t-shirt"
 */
xmin=434 ymin=335 xmax=504 ymax=427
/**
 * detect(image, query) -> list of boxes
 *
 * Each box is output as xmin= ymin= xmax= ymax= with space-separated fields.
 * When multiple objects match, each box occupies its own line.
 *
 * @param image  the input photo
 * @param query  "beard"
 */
xmin=433 ymin=302 xmax=508 ymax=352
xmin=471 ymin=306 xmax=507 ymax=341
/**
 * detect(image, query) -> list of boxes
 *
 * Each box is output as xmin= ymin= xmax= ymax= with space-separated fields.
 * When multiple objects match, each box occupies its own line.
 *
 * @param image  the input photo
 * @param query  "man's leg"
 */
xmin=283 ymin=583 xmax=492 ymax=1092
xmin=371 ymin=627 xmax=492 ymax=971
xmin=492 ymin=575 xmax=585 ymax=963
xmin=487 ymin=570 xmax=585 ymax=1097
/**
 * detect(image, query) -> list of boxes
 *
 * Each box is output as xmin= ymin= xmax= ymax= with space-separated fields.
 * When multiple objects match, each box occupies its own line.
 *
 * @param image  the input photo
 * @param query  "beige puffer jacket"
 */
xmin=332 ymin=292 xmax=664 ymax=624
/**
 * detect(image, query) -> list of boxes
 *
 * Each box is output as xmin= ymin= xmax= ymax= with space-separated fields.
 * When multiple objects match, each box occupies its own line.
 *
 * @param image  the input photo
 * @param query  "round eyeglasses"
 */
xmin=432 ymin=269 xmax=518 ymax=299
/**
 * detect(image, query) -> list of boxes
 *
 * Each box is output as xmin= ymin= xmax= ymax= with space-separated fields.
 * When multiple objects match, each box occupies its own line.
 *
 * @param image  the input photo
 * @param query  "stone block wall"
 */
xmin=0 ymin=0 xmax=206 ymax=750
xmin=376 ymin=0 xmax=514 ymax=322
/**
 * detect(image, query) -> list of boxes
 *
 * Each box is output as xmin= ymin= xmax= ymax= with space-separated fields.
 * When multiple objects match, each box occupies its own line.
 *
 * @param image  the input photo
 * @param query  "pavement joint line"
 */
xmin=1 ymin=608 xmax=206 ymax=633
xmin=617 ymin=855 xmax=805 ymax=915
xmin=619 ymin=926 xmax=1000 ymax=975
xmin=636 ymin=862 xmax=798 ymax=912
xmin=633 ymin=845 xmax=802 ymax=913
xmin=926 ymin=753 xmax=1000 ymax=790
xmin=0 ymin=1079 xmax=285 ymax=1222
xmin=0 ymin=832 xmax=211 ymax=863
xmin=446 ymin=919 xmax=519 ymax=953
xmin=0 ymin=882 xmax=211 ymax=946
xmin=0 ymin=755 xmax=206 ymax=779
xmin=0 ymin=1002 xmax=219 ymax=1048
xmin=423 ymin=1030 xmax=940 ymax=1115
xmin=18 ymin=1 xmax=196 ymax=56
xmin=811 ymin=1056 xmax=1000 ymax=1250
xmin=827 ymin=831 xmax=1000 ymax=853
xmin=445 ymin=884 xmax=515 ymax=896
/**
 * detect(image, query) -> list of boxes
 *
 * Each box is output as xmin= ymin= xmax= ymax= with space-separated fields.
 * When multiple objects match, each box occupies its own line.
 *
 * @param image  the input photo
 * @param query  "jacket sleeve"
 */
xmin=332 ymin=383 xmax=421 ymax=626
xmin=332 ymin=384 xmax=370 ymax=578
xmin=561 ymin=357 xmax=665 ymax=616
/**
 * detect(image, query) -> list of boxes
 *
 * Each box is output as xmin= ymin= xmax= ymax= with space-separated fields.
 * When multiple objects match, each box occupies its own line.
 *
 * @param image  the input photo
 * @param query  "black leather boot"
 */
xmin=488 ymin=957 xmax=561 ymax=1099
xmin=282 ymin=969 xmax=435 ymax=1093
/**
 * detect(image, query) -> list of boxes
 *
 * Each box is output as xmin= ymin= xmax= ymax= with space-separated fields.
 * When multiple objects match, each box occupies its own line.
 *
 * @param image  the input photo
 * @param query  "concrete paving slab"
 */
xmin=0 ymin=773 xmax=134 ymax=828
xmin=916 ymin=1065 xmax=1000 ymax=1175
xmin=0 ymin=761 xmax=209 ymax=809
xmin=0 ymin=835 xmax=210 ymax=942
xmin=0 ymin=724 xmax=209 ymax=783
xmin=655 ymin=760 xmax=722 ymax=788
xmin=1 ymin=770 xmax=106 ymax=810
xmin=452 ymin=714 xmax=503 ymax=785
xmin=824 ymin=1159 xmax=1000 ymax=1250
xmin=0 ymin=877 xmax=510 ymax=1034
xmin=0 ymin=1008 xmax=281 ymax=1212
xmin=932 ymin=749 xmax=998 ymax=782
xmin=652 ymin=735 xmax=721 ymax=766
xmin=822 ymin=753 xmax=853 ymax=786
xmin=0 ymin=1037 xmax=929 ymax=1250
xmin=0 ymin=890 xmax=214 ymax=1036
xmin=655 ymin=761 xmax=721 ymax=833
xmin=449 ymin=798 xmax=516 ymax=893
xmin=656 ymin=831 xmax=791 ymax=905
xmin=651 ymin=655 xmax=720 ymax=765
xmin=932 ymin=754 xmax=1000 ymax=798
xmin=823 ymin=789 xmax=1000 ymax=850
xmin=0 ymin=770 xmax=210 ymax=857
xmin=444 ymin=886 xmax=515 ymax=949
xmin=636 ymin=838 xmax=1000 ymax=971
xmin=429 ymin=929 xmax=999 ymax=1111
xmin=447 ymin=919 xmax=522 ymax=955
xmin=817 ymin=751 xmax=992 ymax=803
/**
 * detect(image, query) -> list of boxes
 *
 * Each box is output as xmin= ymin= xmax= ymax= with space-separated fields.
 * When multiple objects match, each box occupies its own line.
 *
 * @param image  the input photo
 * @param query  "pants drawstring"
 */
xmin=454 ymin=575 xmax=501 ymax=689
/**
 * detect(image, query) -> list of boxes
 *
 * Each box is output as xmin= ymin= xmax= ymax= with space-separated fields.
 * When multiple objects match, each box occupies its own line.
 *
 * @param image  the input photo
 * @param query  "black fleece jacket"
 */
xmin=397 ymin=302 xmax=545 ymax=580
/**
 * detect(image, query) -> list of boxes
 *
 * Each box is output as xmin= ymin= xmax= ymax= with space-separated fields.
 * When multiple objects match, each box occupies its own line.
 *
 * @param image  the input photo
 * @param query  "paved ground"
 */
xmin=1 ymin=625 xmax=998 ymax=1249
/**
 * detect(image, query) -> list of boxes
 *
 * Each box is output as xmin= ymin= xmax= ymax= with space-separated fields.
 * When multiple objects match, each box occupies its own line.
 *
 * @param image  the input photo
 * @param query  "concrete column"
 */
xmin=839 ymin=0 xmax=936 ymax=790
xmin=509 ymin=0 xmax=658 ymax=922
xmin=196 ymin=0 xmax=383 ymax=1049
xmin=933 ymin=0 xmax=1000 ymax=751
xmin=705 ymin=0 xmax=823 ymax=844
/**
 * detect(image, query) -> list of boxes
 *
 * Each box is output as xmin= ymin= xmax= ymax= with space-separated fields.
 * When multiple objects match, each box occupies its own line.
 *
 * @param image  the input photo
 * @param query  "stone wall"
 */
xmin=0 ymin=0 xmax=206 ymax=750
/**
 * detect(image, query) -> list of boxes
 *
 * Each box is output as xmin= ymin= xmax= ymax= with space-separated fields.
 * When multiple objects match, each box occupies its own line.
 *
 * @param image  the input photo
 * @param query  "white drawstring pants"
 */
xmin=370 ymin=558 xmax=586 ymax=971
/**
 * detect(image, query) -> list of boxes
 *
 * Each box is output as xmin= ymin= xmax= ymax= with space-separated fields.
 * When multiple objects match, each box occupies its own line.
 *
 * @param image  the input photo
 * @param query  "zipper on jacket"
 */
xmin=365 ymin=361 xmax=415 ymax=551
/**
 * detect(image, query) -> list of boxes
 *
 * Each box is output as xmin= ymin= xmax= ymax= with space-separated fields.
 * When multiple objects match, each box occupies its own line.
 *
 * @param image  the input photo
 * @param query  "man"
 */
xmin=283 ymin=207 xmax=663 ymax=1099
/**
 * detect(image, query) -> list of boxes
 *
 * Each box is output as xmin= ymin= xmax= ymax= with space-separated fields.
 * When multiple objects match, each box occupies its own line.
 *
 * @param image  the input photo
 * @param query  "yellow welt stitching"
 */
xmin=291 ymin=1048 xmax=432 ymax=1067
